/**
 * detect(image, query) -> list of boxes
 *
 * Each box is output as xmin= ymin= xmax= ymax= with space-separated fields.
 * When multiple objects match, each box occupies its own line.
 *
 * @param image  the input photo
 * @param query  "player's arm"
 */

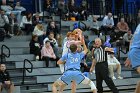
xmin=105 ymin=47 xmax=114 ymax=52
xmin=82 ymin=36 xmax=88 ymax=55
xmin=57 ymin=54 xmax=67 ymax=65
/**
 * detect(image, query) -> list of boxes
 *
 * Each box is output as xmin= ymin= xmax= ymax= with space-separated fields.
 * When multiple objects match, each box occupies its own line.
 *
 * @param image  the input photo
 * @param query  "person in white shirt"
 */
xmin=15 ymin=2 xmax=26 ymax=11
xmin=1 ymin=2 xmax=13 ymax=12
xmin=107 ymin=51 xmax=123 ymax=80
xmin=33 ymin=23 xmax=46 ymax=45
xmin=101 ymin=12 xmax=115 ymax=35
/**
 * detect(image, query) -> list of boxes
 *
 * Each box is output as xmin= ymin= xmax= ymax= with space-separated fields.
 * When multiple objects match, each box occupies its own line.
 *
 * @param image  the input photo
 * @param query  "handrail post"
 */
xmin=22 ymin=59 xmax=33 ymax=85
xmin=1 ymin=45 xmax=10 ymax=64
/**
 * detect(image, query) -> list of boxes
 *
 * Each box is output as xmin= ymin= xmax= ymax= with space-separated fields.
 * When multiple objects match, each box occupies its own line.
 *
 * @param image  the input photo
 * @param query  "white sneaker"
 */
xmin=112 ymin=76 xmax=116 ymax=80
xmin=36 ymin=56 xmax=39 ymax=60
xmin=118 ymin=76 xmax=123 ymax=79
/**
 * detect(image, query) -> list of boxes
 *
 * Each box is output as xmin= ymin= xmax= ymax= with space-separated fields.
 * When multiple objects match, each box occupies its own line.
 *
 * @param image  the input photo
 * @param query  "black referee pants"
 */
xmin=95 ymin=62 xmax=119 ymax=93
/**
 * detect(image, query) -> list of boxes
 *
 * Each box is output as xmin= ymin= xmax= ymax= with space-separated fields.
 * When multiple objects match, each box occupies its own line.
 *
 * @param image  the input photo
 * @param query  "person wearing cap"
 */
xmin=107 ymin=51 xmax=123 ymax=80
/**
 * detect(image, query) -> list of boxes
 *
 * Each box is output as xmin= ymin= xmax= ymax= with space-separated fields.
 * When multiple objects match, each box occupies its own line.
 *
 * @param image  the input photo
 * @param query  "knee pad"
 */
xmin=81 ymin=76 xmax=96 ymax=90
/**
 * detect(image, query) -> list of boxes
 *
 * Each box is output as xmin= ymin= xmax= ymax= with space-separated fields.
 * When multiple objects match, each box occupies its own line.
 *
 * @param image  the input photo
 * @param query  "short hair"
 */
xmin=70 ymin=44 xmax=77 ymax=53
xmin=66 ymin=32 xmax=71 ymax=37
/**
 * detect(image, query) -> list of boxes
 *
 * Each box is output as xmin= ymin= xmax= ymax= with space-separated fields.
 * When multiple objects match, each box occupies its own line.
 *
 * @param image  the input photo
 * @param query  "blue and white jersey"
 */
xmin=60 ymin=51 xmax=85 ymax=70
xmin=130 ymin=24 xmax=140 ymax=49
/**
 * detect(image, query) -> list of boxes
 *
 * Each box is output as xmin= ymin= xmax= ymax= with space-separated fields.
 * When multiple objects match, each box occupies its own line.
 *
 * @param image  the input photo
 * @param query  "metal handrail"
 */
xmin=118 ymin=46 xmax=127 ymax=61
xmin=22 ymin=59 xmax=33 ymax=84
xmin=1 ymin=45 xmax=10 ymax=63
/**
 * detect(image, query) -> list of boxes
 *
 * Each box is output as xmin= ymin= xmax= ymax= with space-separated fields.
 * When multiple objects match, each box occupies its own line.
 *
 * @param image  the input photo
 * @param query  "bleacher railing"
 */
xmin=0 ymin=45 xmax=10 ymax=63
xmin=118 ymin=46 xmax=128 ymax=61
xmin=22 ymin=59 xmax=33 ymax=84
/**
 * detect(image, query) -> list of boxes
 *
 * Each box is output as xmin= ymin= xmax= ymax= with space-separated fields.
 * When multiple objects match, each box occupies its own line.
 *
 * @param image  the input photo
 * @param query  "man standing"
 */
xmin=90 ymin=38 xmax=119 ymax=93
xmin=52 ymin=37 xmax=97 ymax=93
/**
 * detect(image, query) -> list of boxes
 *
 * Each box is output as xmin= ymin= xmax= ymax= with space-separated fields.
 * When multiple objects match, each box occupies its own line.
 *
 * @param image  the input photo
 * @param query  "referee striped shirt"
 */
xmin=93 ymin=46 xmax=106 ymax=63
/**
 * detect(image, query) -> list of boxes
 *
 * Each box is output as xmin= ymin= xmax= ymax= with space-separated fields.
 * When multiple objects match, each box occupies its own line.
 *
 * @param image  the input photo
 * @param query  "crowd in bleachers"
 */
xmin=0 ymin=0 xmax=140 ymax=93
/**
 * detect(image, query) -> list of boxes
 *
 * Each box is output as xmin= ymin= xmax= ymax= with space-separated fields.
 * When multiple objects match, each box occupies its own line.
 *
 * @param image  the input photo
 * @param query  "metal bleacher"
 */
xmin=0 ymin=19 xmax=140 ymax=93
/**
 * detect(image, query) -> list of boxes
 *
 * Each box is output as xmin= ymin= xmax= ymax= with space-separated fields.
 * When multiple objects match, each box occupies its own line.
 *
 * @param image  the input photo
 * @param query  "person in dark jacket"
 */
xmin=29 ymin=35 xmax=41 ymax=60
xmin=0 ymin=63 xmax=14 ymax=93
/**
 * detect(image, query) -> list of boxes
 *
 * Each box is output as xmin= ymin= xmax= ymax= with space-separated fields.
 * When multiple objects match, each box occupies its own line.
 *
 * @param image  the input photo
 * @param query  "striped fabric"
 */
xmin=93 ymin=47 xmax=106 ymax=63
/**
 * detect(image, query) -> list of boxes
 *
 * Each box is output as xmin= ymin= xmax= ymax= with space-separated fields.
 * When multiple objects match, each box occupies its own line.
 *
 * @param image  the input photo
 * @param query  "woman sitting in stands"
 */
xmin=41 ymin=40 xmax=59 ymax=67
xmin=32 ymin=23 xmax=46 ymax=45
xmin=29 ymin=35 xmax=41 ymax=60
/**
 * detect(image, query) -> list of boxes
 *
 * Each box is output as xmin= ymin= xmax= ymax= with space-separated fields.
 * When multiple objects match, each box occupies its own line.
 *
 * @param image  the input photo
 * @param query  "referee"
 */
xmin=90 ymin=38 xmax=119 ymax=93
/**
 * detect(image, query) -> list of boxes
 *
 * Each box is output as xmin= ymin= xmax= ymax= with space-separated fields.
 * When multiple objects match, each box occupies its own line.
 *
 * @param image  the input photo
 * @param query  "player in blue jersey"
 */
xmin=125 ymin=24 xmax=140 ymax=74
xmin=52 ymin=37 xmax=97 ymax=93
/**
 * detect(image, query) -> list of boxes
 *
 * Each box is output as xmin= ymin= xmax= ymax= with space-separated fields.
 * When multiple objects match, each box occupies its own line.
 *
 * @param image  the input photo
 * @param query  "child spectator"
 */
xmin=0 ymin=63 xmax=14 ymax=93
xmin=41 ymin=40 xmax=59 ymax=67
xmin=107 ymin=51 xmax=123 ymax=80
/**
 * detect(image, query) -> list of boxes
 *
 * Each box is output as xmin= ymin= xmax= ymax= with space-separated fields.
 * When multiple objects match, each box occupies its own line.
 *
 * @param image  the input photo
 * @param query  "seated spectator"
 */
xmin=29 ymin=35 xmax=41 ymax=60
xmin=78 ymin=0 xmax=88 ymax=20
xmin=0 ymin=63 xmax=14 ymax=93
xmin=8 ymin=12 xmax=20 ymax=36
xmin=14 ymin=1 xmax=26 ymax=11
xmin=0 ymin=10 xmax=11 ymax=38
xmin=90 ymin=16 xmax=100 ymax=36
xmin=41 ymin=40 xmax=59 ymax=67
xmin=137 ymin=10 xmax=140 ymax=24
xmin=68 ymin=0 xmax=80 ymax=21
xmin=32 ymin=13 xmax=42 ymax=27
xmin=46 ymin=21 xmax=60 ymax=38
xmin=32 ymin=23 xmax=46 ymax=45
xmin=115 ymin=17 xmax=129 ymax=38
xmin=1 ymin=2 xmax=13 ymax=12
xmin=20 ymin=12 xmax=33 ymax=35
xmin=123 ymin=30 xmax=133 ymax=51
xmin=43 ymin=32 xmax=58 ymax=54
xmin=101 ymin=12 xmax=115 ymax=35
xmin=107 ymin=51 xmax=123 ymax=80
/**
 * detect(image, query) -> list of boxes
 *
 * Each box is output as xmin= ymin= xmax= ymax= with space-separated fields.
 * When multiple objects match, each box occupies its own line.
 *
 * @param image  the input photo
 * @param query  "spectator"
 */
xmin=101 ymin=12 xmax=115 ymax=35
xmin=14 ymin=1 xmax=26 ymax=11
xmin=68 ymin=0 xmax=80 ymax=21
xmin=1 ymin=2 xmax=13 ymax=12
xmin=90 ymin=16 xmax=100 ymax=36
xmin=123 ymin=30 xmax=133 ymax=51
xmin=20 ymin=12 xmax=33 ymax=35
xmin=41 ymin=40 xmax=59 ymax=67
xmin=0 ymin=10 xmax=11 ymax=38
xmin=47 ymin=21 xmax=60 ymax=38
xmin=0 ymin=63 xmax=14 ymax=93
xmin=8 ymin=12 xmax=20 ymax=36
xmin=107 ymin=51 xmax=123 ymax=80
xmin=116 ymin=17 xmax=129 ymax=38
xmin=32 ymin=23 xmax=46 ymax=45
xmin=29 ymin=35 xmax=41 ymax=60
xmin=43 ymin=32 xmax=58 ymax=55
xmin=32 ymin=13 xmax=42 ymax=27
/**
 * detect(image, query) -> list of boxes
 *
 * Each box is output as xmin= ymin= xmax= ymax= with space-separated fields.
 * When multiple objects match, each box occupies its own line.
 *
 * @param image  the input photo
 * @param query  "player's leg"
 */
xmin=52 ymin=79 xmax=66 ymax=93
xmin=71 ymin=81 xmax=76 ymax=93
xmin=135 ymin=81 xmax=140 ymax=93
xmin=136 ymin=66 xmax=140 ymax=74
xmin=81 ymin=76 xmax=97 ymax=93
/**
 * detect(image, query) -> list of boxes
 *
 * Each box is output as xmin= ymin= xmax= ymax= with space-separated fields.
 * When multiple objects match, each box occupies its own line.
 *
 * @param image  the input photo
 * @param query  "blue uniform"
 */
xmin=128 ymin=24 xmax=140 ymax=69
xmin=59 ymin=51 xmax=85 ymax=85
